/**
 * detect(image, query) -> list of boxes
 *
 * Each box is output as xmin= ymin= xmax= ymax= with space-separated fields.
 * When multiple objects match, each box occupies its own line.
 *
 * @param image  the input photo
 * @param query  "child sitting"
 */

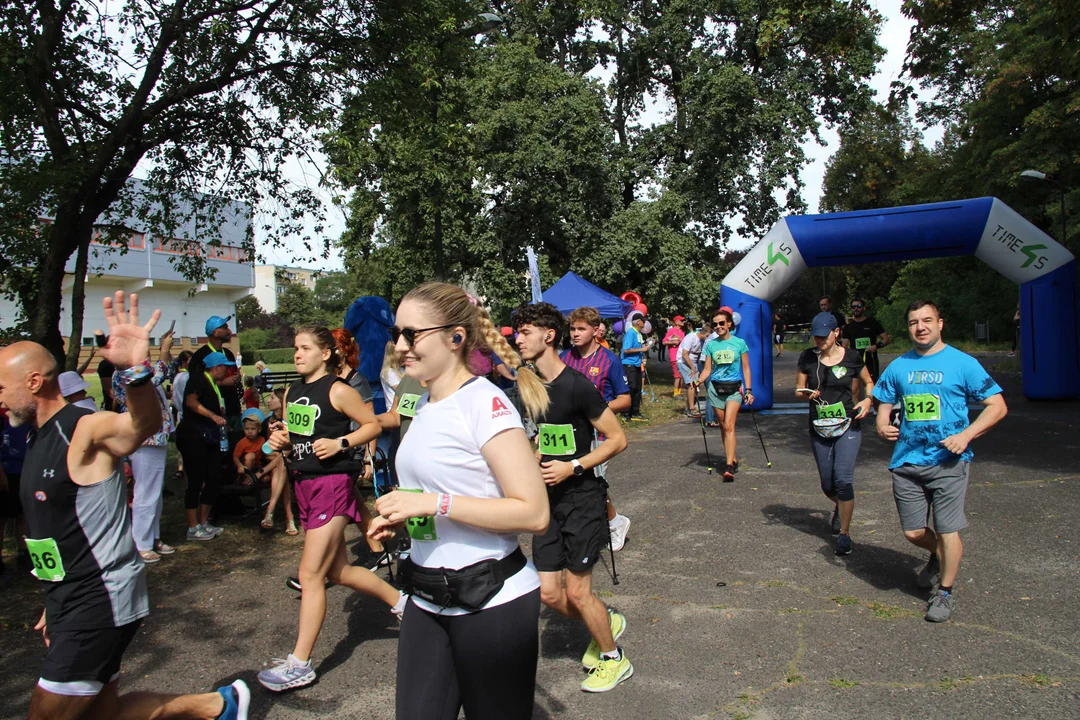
xmin=234 ymin=409 xmax=269 ymax=486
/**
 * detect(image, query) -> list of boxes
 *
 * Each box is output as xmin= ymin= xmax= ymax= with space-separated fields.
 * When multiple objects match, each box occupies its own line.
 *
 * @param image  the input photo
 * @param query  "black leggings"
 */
xmin=396 ymin=588 xmax=541 ymax=720
xmin=176 ymin=432 xmax=222 ymax=510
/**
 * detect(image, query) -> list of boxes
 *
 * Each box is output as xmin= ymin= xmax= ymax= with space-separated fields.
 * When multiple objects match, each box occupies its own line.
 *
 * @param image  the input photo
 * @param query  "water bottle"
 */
xmin=219 ymin=426 xmax=229 ymax=453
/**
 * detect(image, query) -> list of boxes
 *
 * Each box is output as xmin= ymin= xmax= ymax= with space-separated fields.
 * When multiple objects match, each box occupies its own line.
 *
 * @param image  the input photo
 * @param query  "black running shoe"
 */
xmin=830 ymin=507 xmax=841 ymax=535
xmin=732 ymin=460 xmax=739 ymax=474
xmin=286 ymin=576 xmax=333 ymax=593
xmin=360 ymin=551 xmax=392 ymax=571
xmin=835 ymin=533 xmax=853 ymax=556
xmin=723 ymin=465 xmax=735 ymax=482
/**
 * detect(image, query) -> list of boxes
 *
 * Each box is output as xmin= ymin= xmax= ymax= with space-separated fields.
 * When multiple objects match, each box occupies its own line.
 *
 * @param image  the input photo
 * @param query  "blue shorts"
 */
xmin=706 ymin=383 xmax=743 ymax=409
xmin=676 ymin=361 xmax=695 ymax=384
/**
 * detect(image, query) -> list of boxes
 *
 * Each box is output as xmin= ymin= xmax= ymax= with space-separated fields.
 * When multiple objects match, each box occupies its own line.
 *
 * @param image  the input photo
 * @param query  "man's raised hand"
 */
xmin=101 ymin=291 xmax=161 ymax=370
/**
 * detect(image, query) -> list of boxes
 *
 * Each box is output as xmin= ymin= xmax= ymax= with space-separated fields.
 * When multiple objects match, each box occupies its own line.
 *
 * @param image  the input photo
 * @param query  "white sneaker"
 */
xmin=203 ymin=522 xmax=225 ymax=536
xmin=609 ymin=514 xmax=631 ymax=552
xmin=187 ymin=525 xmax=215 ymax=542
xmin=391 ymin=593 xmax=408 ymax=622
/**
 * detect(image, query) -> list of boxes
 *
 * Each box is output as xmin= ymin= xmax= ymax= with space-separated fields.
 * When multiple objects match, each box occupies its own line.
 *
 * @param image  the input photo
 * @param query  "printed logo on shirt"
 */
xmin=589 ymin=367 xmax=600 ymax=377
xmin=35 ymin=491 xmax=47 ymax=502
xmin=906 ymin=370 xmax=944 ymax=385
xmin=831 ymin=366 xmax=847 ymax=379
xmin=492 ymin=397 xmax=512 ymax=419
xmin=42 ymin=469 xmax=55 ymax=478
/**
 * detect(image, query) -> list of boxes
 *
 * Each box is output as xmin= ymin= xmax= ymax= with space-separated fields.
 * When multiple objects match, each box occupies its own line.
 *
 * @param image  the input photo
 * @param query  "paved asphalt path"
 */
xmin=1 ymin=353 xmax=1078 ymax=719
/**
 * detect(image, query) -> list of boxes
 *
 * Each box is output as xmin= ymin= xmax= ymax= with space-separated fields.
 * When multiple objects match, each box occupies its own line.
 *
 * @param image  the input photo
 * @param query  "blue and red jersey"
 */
xmin=560 ymin=346 xmax=630 ymax=403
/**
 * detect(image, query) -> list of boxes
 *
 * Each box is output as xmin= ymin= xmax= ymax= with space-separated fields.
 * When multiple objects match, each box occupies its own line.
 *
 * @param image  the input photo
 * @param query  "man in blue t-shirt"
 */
xmin=620 ymin=312 xmax=649 ymax=421
xmin=873 ymin=300 xmax=1007 ymax=623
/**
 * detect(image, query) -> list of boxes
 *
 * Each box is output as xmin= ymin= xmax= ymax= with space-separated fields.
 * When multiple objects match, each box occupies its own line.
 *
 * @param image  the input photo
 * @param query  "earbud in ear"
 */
xmin=453 ymin=334 xmax=463 ymax=344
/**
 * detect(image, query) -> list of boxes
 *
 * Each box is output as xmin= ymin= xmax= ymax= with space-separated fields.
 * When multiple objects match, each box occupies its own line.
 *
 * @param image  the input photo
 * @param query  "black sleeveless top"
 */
xmin=287 ymin=374 xmax=365 ymax=480
xmin=21 ymin=404 xmax=149 ymax=630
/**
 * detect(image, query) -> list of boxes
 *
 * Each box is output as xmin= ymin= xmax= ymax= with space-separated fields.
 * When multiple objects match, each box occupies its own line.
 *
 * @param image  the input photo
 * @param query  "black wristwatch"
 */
xmin=572 ymin=459 xmax=585 ymax=476
xmin=339 ymin=437 xmax=350 ymax=450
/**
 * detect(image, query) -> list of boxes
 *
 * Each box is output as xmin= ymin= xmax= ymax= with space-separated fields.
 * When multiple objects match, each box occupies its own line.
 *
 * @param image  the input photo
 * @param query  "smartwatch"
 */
xmin=339 ymin=437 xmax=350 ymax=450
xmin=571 ymin=459 xmax=585 ymax=476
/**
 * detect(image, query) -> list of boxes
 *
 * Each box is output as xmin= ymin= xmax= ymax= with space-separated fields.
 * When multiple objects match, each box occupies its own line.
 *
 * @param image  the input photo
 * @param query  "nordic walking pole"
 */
xmin=643 ymin=363 xmax=656 ymax=402
xmin=699 ymin=408 xmax=714 ymax=474
xmin=750 ymin=407 xmax=772 ymax=468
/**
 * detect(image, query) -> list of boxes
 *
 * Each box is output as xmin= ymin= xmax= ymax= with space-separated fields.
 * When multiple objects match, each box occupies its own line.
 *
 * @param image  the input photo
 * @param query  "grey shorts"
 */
xmin=891 ymin=460 xmax=970 ymax=534
xmin=676 ymin=361 xmax=695 ymax=384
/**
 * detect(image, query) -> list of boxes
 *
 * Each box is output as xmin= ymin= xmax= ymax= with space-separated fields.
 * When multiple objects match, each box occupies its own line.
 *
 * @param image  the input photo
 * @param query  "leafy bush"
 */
xmin=238 ymin=328 xmax=272 ymax=355
xmin=249 ymin=348 xmax=295 ymax=364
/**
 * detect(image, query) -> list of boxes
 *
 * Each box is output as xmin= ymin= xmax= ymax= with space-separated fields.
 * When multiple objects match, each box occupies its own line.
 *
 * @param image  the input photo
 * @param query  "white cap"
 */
xmin=59 ymin=371 xmax=90 ymax=398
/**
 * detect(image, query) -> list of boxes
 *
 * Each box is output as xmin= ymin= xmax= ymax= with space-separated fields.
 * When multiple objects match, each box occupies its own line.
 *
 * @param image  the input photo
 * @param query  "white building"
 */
xmin=253 ymin=264 xmax=321 ymax=313
xmin=0 ymin=182 xmax=253 ymax=365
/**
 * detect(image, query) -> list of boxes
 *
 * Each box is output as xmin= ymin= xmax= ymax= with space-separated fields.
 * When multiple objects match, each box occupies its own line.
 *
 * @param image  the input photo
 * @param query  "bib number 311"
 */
xmin=25 ymin=537 xmax=66 ymax=582
xmin=538 ymin=423 xmax=577 ymax=456
xmin=903 ymin=394 xmax=941 ymax=422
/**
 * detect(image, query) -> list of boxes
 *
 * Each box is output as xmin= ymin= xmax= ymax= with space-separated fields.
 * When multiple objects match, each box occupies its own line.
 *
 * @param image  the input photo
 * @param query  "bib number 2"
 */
xmin=538 ymin=423 xmax=577 ymax=456
xmin=903 ymin=394 xmax=941 ymax=422
xmin=25 ymin=538 xmax=66 ymax=582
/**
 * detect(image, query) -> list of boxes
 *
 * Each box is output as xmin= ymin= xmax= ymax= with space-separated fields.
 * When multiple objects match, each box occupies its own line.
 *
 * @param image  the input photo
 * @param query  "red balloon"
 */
xmin=633 ymin=302 xmax=648 ymax=315
xmin=621 ymin=291 xmax=643 ymax=305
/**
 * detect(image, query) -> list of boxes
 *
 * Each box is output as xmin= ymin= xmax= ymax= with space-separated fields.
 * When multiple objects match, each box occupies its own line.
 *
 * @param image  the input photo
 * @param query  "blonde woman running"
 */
xmin=368 ymin=283 xmax=550 ymax=720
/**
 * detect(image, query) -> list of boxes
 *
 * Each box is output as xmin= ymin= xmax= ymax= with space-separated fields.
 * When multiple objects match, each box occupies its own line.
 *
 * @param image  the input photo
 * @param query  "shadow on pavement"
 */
xmin=761 ymin=503 xmax=929 ymax=600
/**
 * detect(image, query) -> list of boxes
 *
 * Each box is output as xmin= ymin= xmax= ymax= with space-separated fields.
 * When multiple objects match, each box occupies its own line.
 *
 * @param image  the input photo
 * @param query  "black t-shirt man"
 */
xmin=189 ymin=344 xmax=241 ymax=417
xmin=535 ymin=366 xmax=609 ymax=469
xmin=797 ymin=347 xmax=865 ymax=430
xmin=842 ymin=316 xmax=886 ymax=379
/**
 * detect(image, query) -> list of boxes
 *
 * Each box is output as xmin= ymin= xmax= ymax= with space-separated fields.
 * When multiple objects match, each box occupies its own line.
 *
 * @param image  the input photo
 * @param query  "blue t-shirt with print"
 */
xmin=621 ymin=328 xmax=644 ymax=367
xmin=873 ymin=345 xmax=1002 ymax=469
xmin=704 ymin=336 xmax=749 ymax=383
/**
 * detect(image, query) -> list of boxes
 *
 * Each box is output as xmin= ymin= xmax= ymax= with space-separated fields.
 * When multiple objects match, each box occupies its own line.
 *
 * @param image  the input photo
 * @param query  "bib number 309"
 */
xmin=399 ymin=488 xmax=437 ymax=542
xmin=25 ymin=537 xmax=66 ymax=582
xmin=538 ymin=423 xmax=577 ymax=456
xmin=903 ymin=394 xmax=941 ymax=422
xmin=286 ymin=403 xmax=316 ymax=437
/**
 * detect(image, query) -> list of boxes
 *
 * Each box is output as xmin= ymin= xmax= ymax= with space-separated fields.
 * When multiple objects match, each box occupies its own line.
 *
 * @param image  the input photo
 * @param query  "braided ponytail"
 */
xmin=476 ymin=307 xmax=549 ymax=420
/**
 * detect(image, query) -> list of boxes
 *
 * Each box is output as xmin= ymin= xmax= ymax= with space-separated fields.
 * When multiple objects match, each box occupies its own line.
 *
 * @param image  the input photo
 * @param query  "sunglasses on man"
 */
xmin=390 ymin=324 xmax=456 ymax=347
xmin=851 ymin=304 xmax=864 ymax=309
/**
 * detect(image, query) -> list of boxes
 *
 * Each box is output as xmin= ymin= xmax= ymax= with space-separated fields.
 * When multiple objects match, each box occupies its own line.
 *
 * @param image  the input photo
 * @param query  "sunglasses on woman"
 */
xmin=390 ymin=324 xmax=456 ymax=347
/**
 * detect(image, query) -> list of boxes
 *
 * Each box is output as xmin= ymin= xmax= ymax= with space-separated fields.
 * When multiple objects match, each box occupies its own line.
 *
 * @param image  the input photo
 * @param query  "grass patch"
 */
xmin=831 ymin=595 xmax=860 ymax=606
xmin=829 ymin=678 xmax=859 ymax=689
xmin=866 ymin=601 xmax=918 ymax=619
xmin=1019 ymin=674 xmax=1054 ymax=688
xmin=762 ymin=580 xmax=784 ymax=587
xmin=937 ymin=676 xmax=976 ymax=691
xmin=709 ymin=604 xmax=730 ymax=610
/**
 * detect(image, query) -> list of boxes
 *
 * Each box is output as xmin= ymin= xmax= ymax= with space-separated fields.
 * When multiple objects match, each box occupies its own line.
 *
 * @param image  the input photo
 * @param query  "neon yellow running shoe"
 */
xmin=581 ymin=610 xmax=626 ymax=669
xmin=581 ymin=651 xmax=633 ymax=692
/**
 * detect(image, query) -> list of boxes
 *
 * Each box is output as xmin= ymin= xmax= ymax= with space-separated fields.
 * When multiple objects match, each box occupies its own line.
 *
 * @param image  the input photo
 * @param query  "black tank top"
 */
xmin=287 ymin=374 xmax=364 ymax=480
xmin=20 ymin=404 xmax=149 ymax=630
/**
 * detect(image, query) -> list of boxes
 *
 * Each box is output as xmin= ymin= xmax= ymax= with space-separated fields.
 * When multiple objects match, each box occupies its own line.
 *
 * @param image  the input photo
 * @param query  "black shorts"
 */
xmin=0 ymin=472 xmax=21 ymax=517
xmin=38 ymin=621 xmax=141 ymax=696
xmin=532 ymin=477 xmax=607 ymax=573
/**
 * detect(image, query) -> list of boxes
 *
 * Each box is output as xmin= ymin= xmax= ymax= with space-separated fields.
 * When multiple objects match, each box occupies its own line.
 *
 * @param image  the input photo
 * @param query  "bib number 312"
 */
xmin=903 ymin=394 xmax=941 ymax=422
xmin=25 ymin=537 xmax=66 ymax=582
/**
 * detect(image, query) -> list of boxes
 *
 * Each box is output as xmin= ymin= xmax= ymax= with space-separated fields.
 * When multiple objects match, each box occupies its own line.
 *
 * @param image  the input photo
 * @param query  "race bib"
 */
xmin=25 ymin=537 xmax=66 ymax=582
xmin=286 ymin=403 xmax=316 ymax=437
xmin=816 ymin=402 xmax=847 ymax=419
xmin=714 ymin=349 xmax=736 ymax=364
xmin=855 ymin=337 xmax=871 ymax=350
xmin=538 ymin=423 xmax=577 ymax=456
xmin=903 ymin=394 xmax=941 ymax=422
xmin=399 ymin=488 xmax=437 ymax=542
xmin=397 ymin=393 xmax=421 ymax=418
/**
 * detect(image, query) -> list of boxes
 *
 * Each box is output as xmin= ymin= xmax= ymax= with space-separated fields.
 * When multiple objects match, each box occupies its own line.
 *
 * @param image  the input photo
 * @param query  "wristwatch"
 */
xmin=339 ymin=437 xmax=350 ymax=450
xmin=571 ymin=459 xmax=585 ymax=476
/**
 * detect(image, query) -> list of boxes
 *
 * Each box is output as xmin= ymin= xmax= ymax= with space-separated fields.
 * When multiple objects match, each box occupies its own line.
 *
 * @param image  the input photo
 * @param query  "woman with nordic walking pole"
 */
xmin=698 ymin=309 xmax=753 ymax=482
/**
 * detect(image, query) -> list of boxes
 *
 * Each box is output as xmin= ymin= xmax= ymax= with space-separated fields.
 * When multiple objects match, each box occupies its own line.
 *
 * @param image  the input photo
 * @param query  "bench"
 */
xmin=254 ymin=371 xmax=302 ymax=393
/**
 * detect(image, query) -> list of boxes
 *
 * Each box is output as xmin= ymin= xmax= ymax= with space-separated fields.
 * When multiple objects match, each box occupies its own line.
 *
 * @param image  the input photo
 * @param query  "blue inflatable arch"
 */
xmin=719 ymin=198 xmax=1080 ymax=409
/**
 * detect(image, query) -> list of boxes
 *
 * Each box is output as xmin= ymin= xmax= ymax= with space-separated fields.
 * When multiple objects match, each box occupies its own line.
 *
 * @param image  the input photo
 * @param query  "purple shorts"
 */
xmin=293 ymin=473 xmax=363 ymax=531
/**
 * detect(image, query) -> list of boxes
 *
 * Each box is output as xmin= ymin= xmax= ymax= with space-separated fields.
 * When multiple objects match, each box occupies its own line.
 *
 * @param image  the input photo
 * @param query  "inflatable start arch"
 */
xmin=720 ymin=198 xmax=1080 ymax=409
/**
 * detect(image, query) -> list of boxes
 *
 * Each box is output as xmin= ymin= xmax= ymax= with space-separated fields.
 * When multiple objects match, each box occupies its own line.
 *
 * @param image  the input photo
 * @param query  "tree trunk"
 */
xmin=64 ymin=236 xmax=92 ymax=370
xmin=30 ymin=218 xmax=91 ymax=365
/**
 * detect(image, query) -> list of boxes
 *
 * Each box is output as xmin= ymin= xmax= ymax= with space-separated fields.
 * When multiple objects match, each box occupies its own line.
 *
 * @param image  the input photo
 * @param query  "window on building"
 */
xmin=153 ymin=236 xmax=201 ymax=256
xmin=82 ymin=337 xmax=95 ymax=346
xmin=92 ymin=229 xmax=145 ymax=250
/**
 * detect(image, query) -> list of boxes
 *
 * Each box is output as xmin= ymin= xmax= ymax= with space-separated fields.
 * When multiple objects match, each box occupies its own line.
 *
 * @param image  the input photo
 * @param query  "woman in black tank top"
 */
xmin=256 ymin=327 xmax=405 ymax=693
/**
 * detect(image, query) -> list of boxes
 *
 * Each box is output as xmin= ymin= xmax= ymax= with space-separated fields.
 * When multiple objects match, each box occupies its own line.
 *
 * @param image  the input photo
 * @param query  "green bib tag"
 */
xmin=903 ymin=394 xmax=941 ymax=421
xmin=286 ymin=402 xmax=317 ymax=437
xmin=831 ymin=365 xmax=848 ymax=379
xmin=538 ymin=423 xmax=577 ymax=456
xmin=25 ymin=537 xmax=66 ymax=582
xmin=714 ymin=349 xmax=736 ymax=364
xmin=398 ymin=393 xmax=421 ymax=418
xmin=816 ymin=401 xmax=847 ymax=419
xmin=399 ymin=488 xmax=437 ymax=541
xmin=855 ymin=337 xmax=871 ymax=350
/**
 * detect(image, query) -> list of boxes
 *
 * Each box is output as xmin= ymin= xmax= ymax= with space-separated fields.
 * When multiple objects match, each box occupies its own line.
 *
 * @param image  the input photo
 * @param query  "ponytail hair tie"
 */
xmin=465 ymin=292 xmax=480 ymax=307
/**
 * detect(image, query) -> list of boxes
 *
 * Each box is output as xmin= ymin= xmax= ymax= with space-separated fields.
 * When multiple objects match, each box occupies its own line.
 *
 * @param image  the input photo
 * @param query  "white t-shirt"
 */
xmin=171 ymin=371 xmax=189 ymax=422
xmin=396 ymin=376 xmax=540 ymax=615
xmin=381 ymin=367 xmax=402 ymax=409
xmin=678 ymin=332 xmax=704 ymax=366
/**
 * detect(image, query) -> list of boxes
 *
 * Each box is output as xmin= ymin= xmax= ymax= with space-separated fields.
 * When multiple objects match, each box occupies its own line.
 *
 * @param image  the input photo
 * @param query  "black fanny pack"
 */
xmin=398 ymin=547 xmax=527 ymax=613
xmin=711 ymin=380 xmax=742 ymax=396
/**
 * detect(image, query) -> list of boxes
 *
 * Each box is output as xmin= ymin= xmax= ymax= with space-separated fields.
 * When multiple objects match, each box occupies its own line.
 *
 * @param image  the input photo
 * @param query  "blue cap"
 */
xmin=203 ymin=351 xmax=231 ymax=368
xmin=810 ymin=312 xmax=839 ymax=336
xmin=242 ymin=408 xmax=265 ymax=423
xmin=205 ymin=315 xmax=232 ymax=335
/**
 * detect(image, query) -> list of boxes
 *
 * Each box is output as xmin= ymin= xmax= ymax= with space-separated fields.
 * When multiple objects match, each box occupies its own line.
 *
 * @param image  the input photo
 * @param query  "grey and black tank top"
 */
xmin=20 ymin=404 xmax=149 ymax=631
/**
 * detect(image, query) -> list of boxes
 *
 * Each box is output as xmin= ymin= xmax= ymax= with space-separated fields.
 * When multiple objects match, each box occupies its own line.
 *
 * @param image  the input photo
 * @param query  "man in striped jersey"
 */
xmin=562 ymin=306 xmax=633 ymax=551
xmin=0 ymin=292 xmax=248 ymax=720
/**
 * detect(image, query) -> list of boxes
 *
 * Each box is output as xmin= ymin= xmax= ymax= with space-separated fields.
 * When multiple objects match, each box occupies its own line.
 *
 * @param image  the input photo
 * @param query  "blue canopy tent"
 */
xmin=542 ymin=272 xmax=633 ymax=317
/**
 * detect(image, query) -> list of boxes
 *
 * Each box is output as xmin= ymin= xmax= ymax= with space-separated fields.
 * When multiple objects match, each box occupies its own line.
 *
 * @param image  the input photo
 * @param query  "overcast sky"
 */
xmin=259 ymin=0 xmax=931 ymax=270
